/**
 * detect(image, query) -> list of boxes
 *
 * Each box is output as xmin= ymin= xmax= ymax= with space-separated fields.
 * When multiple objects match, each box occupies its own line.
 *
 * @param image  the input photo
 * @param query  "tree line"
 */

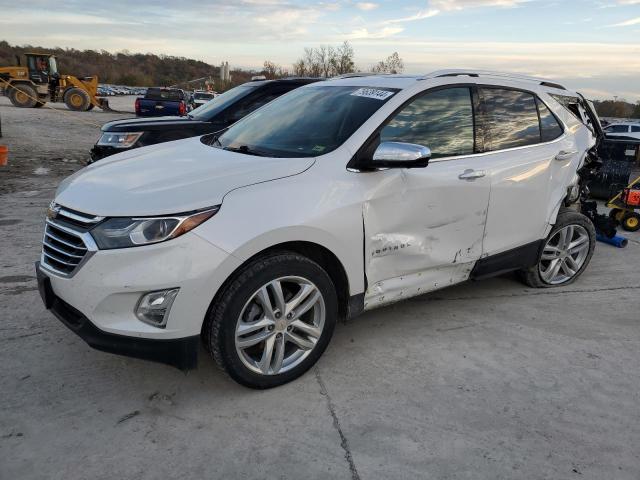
xmin=593 ymin=99 xmax=640 ymax=119
xmin=261 ymin=42 xmax=403 ymax=78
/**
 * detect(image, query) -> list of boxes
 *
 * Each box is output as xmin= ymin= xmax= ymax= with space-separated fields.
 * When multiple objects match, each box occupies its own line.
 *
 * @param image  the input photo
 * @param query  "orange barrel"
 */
xmin=0 ymin=145 xmax=8 ymax=166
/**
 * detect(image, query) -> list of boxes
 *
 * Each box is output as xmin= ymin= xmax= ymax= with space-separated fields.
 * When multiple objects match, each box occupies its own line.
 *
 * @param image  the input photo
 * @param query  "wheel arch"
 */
xmin=201 ymin=240 xmax=354 ymax=340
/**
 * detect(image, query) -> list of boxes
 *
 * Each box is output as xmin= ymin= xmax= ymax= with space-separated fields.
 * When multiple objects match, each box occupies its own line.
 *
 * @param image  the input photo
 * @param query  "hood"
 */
xmin=55 ymin=137 xmax=315 ymax=217
xmin=102 ymin=116 xmax=208 ymax=132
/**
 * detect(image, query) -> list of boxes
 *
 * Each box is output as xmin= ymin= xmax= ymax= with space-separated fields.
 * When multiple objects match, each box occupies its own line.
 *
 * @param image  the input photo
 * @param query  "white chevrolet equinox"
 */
xmin=37 ymin=70 xmax=600 ymax=388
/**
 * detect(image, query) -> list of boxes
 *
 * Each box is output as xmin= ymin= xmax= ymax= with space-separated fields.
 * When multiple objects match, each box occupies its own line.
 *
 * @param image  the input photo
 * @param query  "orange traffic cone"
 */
xmin=0 ymin=145 xmax=7 ymax=166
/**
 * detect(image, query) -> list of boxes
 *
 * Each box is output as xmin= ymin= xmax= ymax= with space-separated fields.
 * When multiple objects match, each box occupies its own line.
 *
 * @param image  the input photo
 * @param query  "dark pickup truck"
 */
xmin=91 ymin=78 xmax=319 ymax=162
xmin=135 ymin=88 xmax=188 ymax=117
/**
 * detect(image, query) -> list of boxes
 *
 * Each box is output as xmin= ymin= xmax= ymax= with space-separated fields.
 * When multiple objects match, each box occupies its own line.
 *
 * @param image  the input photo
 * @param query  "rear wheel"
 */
xmin=622 ymin=212 xmax=640 ymax=232
xmin=205 ymin=252 xmax=338 ymax=389
xmin=64 ymin=87 xmax=91 ymax=111
xmin=8 ymin=84 xmax=38 ymax=108
xmin=518 ymin=211 xmax=595 ymax=288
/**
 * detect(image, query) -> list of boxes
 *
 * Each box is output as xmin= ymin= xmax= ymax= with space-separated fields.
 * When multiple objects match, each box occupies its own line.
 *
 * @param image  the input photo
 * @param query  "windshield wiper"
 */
xmin=223 ymin=145 xmax=266 ymax=157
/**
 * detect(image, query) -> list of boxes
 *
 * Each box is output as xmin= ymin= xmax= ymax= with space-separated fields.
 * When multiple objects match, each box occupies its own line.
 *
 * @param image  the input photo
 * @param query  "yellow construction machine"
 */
xmin=0 ymin=53 xmax=111 ymax=111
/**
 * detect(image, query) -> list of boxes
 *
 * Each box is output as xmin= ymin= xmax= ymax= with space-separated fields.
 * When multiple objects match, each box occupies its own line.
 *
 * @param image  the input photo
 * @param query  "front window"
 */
xmin=190 ymin=84 xmax=258 ymax=120
xmin=212 ymin=85 xmax=398 ymax=158
xmin=380 ymin=87 xmax=474 ymax=159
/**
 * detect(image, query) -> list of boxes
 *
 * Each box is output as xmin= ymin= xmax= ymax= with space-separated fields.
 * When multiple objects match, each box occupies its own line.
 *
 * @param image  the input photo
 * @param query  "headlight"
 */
xmin=97 ymin=132 xmax=143 ymax=148
xmin=91 ymin=207 xmax=219 ymax=249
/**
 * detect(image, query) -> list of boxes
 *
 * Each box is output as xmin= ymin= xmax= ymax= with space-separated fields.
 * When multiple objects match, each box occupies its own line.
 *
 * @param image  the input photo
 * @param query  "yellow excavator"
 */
xmin=0 ymin=53 xmax=111 ymax=111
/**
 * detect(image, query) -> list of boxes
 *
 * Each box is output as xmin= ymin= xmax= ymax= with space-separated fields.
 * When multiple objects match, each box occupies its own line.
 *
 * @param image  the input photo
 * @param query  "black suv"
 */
xmin=90 ymin=78 xmax=319 ymax=162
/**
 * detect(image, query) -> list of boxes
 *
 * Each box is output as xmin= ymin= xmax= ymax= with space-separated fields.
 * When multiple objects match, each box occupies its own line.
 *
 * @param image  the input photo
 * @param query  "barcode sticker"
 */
xmin=350 ymin=88 xmax=395 ymax=100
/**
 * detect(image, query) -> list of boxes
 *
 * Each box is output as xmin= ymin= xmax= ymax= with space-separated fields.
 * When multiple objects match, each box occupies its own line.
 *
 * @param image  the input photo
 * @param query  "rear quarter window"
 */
xmin=536 ymin=98 xmax=564 ymax=142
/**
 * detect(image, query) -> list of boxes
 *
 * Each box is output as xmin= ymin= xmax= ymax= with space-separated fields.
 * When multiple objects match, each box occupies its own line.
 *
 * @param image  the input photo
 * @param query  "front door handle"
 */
xmin=555 ymin=150 xmax=577 ymax=161
xmin=459 ymin=169 xmax=486 ymax=180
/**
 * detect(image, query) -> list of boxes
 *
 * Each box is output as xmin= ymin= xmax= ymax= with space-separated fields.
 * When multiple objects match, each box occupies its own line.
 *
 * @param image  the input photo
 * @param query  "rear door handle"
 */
xmin=458 ymin=169 xmax=486 ymax=180
xmin=555 ymin=150 xmax=578 ymax=161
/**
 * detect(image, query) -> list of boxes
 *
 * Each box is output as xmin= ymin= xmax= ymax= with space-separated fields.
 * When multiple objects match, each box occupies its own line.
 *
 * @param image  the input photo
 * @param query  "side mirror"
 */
xmin=369 ymin=142 xmax=431 ymax=169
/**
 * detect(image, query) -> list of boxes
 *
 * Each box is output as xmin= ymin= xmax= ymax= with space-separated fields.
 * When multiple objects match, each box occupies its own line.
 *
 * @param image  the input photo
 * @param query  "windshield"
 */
xmin=194 ymin=92 xmax=214 ymax=100
xmin=191 ymin=84 xmax=258 ymax=120
xmin=213 ymin=85 xmax=398 ymax=158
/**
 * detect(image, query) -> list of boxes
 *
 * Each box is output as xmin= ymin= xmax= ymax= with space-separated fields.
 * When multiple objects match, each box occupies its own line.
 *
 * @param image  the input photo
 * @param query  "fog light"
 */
xmin=135 ymin=288 xmax=179 ymax=328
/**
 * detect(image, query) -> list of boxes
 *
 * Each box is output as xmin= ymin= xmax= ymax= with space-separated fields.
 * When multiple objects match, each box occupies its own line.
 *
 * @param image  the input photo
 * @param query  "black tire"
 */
xmin=8 ymin=83 xmax=38 ymax=108
xmin=622 ymin=212 xmax=640 ymax=232
xmin=86 ymin=103 xmax=95 ymax=111
xmin=609 ymin=208 xmax=624 ymax=223
xmin=64 ymin=87 xmax=91 ymax=111
xmin=518 ymin=211 xmax=596 ymax=288
xmin=204 ymin=252 xmax=338 ymax=389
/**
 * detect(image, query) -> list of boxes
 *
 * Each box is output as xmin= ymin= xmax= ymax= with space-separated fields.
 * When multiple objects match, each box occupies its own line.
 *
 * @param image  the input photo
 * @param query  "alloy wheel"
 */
xmin=234 ymin=276 xmax=325 ymax=375
xmin=539 ymin=224 xmax=590 ymax=285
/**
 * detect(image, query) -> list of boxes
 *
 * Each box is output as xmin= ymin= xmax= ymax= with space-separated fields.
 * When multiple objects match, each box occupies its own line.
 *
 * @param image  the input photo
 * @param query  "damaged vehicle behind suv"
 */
xmin=38 ymin=71 xmax=601 ymax=388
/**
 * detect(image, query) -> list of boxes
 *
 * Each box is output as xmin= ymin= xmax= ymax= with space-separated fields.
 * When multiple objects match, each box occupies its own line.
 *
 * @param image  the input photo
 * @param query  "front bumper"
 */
xmin=37 ymin=262 xmax=199 ymax=370
xmin=89 ymin=144 xmax=133 ymax=163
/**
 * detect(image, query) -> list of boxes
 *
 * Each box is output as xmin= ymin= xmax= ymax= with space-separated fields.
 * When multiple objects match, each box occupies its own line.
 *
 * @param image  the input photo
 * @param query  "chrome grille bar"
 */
xmin=40 ymin=215 xmax=98 ymax=278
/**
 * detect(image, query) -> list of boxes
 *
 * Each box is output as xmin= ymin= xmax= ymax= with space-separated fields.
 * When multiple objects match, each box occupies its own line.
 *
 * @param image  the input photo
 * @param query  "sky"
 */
xmin=1 ymin=0 xmax=639 ymax=100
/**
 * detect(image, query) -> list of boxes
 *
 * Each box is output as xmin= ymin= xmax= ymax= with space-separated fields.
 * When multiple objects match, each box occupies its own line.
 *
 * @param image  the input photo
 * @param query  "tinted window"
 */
xmin=227 ymin=86 xmax=290 ymax=123
xmin=191 ymin=84 xmax=258 ymax=121
xmin=380 ymin=88 xmax=474 ymax=159
xmin=482 ymin=88 xmax=540 ymax=150
xmin=608 ymin=125 xmax=630 ymax=133
xmin=632 ymin=126 xmax=640 ymax=132
xmin=536 ymin=99 xmax=563 ymax=141
xmin=215 ymin=86 xmax=397 ymax=158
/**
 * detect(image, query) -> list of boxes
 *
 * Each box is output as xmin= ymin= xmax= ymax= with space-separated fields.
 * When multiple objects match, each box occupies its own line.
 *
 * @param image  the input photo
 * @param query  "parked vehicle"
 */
xmin=38 ymin=71 xmax=600 ymax=388
xmin=190 ymin=90 xmax=216 ymax=109
xmin=134 ymin=87 xmax=189 ymax=117
xmin=604 ymin=122 xmax=640 ymax=140
xmin=90 ymin=78 xmax=318 ymax=162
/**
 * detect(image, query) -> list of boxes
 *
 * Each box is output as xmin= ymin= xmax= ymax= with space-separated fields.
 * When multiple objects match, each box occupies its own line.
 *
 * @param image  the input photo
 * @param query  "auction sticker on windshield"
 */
xmin=350 ymin=88 xmax=395 ymax=100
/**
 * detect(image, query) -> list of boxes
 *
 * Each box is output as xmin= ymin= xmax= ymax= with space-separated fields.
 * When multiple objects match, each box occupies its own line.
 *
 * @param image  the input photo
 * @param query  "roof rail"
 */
xmin=331 ymin=72 xmax=387 ymax=79
xmin=420 ymin=69 xmax=567 ymax=90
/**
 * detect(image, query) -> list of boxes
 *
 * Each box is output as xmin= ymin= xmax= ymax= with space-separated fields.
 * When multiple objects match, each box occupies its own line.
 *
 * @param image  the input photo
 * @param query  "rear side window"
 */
xmin=536 ymin=99 xmax=563 ymax=142
xmin=632 ymin=126 xmax=640 ymax=133
xmin=380 ymin=87 xmax=474 ymax=159
xmin=481 ymin=88 xmax=540 ymax=150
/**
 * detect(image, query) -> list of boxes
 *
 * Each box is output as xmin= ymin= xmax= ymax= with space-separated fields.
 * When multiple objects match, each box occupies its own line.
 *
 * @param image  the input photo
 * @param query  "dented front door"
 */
xmin=362 ymin=158 xmax=491 ymax=308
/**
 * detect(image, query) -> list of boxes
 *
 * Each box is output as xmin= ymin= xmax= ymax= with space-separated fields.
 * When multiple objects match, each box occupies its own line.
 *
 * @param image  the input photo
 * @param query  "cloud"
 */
xmin=383 ymin=9 xmax=440 ymax=24
xmin=346 ymin=26 xmax=404 ymax=39
xmin=356 ymin=2 xmax=378 ymax=10
xmin=608 ymin=16 xmax=640 ymax=26
xmin=429 ymin=0 xmax=529 ymax=10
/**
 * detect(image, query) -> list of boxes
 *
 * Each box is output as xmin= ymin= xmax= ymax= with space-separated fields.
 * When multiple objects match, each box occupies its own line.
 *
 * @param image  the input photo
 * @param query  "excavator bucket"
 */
xmin=96 ymin=97 xmax=113 ymax=111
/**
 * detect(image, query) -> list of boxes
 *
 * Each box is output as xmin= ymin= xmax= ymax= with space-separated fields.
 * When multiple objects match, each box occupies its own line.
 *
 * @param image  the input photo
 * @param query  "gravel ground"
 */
xmin=1 ymin=96 xmax=640 ymax=480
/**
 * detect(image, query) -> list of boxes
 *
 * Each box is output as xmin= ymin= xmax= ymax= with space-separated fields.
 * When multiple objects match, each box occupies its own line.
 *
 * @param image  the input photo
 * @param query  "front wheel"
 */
xmin=518 ymin=211 xmax=596 ymax=288
xmin=204 ymin=252 xmax=338 ymax=389
xmin=64 ymin=87 xmax=91 ymax=111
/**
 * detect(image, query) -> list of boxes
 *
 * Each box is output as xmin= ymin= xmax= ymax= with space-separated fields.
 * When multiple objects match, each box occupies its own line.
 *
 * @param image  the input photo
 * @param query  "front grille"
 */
xmin=41 ymin=203 xmax=101 ymax=277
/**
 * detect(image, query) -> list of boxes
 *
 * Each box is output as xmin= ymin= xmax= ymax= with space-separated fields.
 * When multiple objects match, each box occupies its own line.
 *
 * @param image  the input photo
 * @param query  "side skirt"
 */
xmin=470 ymin=240 xmax=544 ymax=280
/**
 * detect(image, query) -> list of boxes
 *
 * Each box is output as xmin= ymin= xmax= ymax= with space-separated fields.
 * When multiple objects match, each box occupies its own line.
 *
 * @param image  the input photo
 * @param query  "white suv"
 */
xmin=603 ymin=122 xmax=640 ymax=140
xmin=37 ymin=70 xmax=599 ymax=388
